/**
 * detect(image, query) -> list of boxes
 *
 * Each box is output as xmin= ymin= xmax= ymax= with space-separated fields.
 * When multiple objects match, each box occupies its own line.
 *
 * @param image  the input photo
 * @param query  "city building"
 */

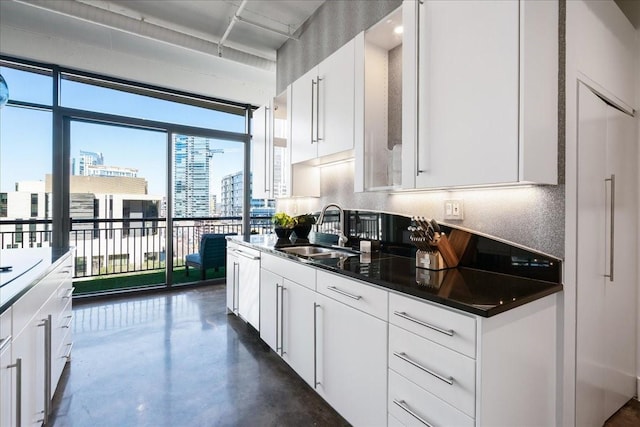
xmin=73 ymin=150 xmax=104 ymax=176
xmin=173 ymin=135 xmax=212 ymax=217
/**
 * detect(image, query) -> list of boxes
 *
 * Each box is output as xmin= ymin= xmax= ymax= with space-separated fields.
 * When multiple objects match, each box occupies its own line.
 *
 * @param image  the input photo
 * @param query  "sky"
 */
xmin=0 ymin=65 xmax=246 ymax=197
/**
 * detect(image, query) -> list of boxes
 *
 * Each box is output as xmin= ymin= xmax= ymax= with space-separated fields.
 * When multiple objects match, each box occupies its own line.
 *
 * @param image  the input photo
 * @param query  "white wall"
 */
xmin=636 ymin=24 xmax=640 ymax=396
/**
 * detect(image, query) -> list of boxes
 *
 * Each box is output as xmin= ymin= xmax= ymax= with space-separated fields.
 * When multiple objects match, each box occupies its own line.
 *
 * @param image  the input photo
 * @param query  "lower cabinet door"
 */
xmin=1 ymin=343 xmax=14 ymax=427
xmin=225 ymin=250 xmax=238 ymax=313
xmin=259 ymin=268 xmax=279 ymax=352
xmin=388 ymin=370 xmax=474 ymax=427
xmin=316 ymin=293 xmax=388 ymax=426
xmin=281 ymin=279 xmax=315 ymax=387
xmin=12 ymin=318 xmax=46 ymax=427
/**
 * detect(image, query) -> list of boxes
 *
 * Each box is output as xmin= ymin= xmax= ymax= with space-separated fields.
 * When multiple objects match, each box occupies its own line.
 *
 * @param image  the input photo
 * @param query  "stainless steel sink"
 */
xmin=280 ymin=245 xmax=358 ymax=259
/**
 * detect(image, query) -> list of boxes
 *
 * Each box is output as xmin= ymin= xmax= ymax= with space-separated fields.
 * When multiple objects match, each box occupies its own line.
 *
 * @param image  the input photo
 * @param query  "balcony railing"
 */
xmin=0 ymin=216 xmax=274 ymax=279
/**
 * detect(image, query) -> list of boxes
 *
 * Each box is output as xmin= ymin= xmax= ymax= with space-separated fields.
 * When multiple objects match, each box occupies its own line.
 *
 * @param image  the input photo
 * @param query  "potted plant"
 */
xmin=293 ymin=213 xmax=317 ymax=240
xmin=271 ymin=212 xmax=295 ymax=239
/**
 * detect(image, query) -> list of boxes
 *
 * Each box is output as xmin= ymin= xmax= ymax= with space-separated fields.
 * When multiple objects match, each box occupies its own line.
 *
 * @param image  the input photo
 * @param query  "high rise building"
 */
xmin=74 ymin=150 xmax=104 ymax=176
xmin=173 ymin=135 xmax=211 ymax=217
xmin=220 ymin=171 xmax=244 ymax=217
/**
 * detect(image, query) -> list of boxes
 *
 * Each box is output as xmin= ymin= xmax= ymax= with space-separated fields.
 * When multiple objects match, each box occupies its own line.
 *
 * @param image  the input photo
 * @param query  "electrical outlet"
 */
xmin=444 ymin=199 xmax=464 ymax=220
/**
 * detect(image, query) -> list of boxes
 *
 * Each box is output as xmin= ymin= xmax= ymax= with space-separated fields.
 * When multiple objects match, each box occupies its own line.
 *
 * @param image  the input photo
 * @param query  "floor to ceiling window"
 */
xmin=0 ymin=56 xmax=252 ymax=294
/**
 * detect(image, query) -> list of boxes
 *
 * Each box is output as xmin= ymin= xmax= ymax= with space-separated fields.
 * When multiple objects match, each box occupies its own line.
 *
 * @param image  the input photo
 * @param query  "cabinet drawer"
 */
xmin=389 ymin=293 xmax=476 ymax=358
xmin=389 ymin=369 xmax=474 ymax=427
xmin=316 ymin=270 xmax=388 ymax=320
xmin=389 ymin=324 xmax=475 ymax=417
xmin=261 ymin=253 xmax=316 ymax=290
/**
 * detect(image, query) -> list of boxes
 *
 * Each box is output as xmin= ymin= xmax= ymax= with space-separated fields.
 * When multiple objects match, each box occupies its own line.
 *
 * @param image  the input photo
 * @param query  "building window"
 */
xmin=31 ymin=193 xmax=38 ymax=217
xmin=75 ymin=256 xmax=87 ymax=276
xmin=29 ymin=223 xmax=37 ymax=243
xmin=15 ymin=223 xmax=23 ymax=244
xmin=0 ymin=193 xmax=6 ymax=217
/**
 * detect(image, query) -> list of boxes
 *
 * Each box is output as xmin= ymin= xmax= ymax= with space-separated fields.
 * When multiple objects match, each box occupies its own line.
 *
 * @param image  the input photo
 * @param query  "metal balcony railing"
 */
xmin=0 ymin=216 xmax=274 ymax=279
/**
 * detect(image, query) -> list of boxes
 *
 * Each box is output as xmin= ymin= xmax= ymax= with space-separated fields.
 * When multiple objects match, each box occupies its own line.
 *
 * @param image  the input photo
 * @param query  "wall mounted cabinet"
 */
xmin=402 ymin=0 xmax=558 ymax=189
xmin=290 ymin=38 xmax=356 ymax=165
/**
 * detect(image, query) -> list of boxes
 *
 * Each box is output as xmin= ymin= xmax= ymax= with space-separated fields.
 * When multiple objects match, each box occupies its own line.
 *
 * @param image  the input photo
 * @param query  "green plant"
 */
xmin=294 ymin=213 xmax=317 ymax=226
xmin=271 ymin=212 xmax=295 ymax=228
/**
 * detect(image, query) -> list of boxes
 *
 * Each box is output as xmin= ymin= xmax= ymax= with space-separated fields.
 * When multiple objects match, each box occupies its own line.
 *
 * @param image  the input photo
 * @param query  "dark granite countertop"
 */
xmin=229 ymin=234 xmax=562 ymax=318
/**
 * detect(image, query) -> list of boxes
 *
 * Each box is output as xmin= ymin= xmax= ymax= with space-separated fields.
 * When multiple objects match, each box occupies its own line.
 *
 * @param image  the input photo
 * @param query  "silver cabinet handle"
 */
xmin=311 ymin=79 xmax=316 ymax=144
xmin=393 ymin=311 xmax=454 ymax=336
xmin=313 ymin=302 xmax=321 ymax=389
xmin=62 ymin=314 xmax=73 ymax=329
xmin=316 ymin=77 xmax=322 ymax=142
xmin=62 ymin=287 xmax=74 ymax=299
xmin=393 ymin=351 xmax=454 ymax=385
xmin=605 ymin=174 xmax=615 ymax=282
xmin=393 ymin=399 xmax=433 ymax=427
xmin=0 ymin=335 xmax=11 ymax=353
xmin=415 ymin=0 xmax=424 ymax=176
xmin=232 ymin=261 xmax=239 ymax=313
xmin=63 ymin=342 xmax=73 ymax=361
xmin=276 ymin=283 xmax=282 ymax=354
xmin=7 ymin=357 xmax=22 ymax=427
xmin=38 ymin=315 xmax=52 ymax=421
xmin=327 ymin=286 xmax=362 ymax=301
xmin=280 ymin=286 xmax=286 ymax=356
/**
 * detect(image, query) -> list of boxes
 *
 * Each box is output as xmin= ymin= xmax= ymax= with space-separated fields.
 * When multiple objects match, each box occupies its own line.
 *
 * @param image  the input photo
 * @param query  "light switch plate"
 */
xmin=444 ymin=199 xmax=464 ymax=220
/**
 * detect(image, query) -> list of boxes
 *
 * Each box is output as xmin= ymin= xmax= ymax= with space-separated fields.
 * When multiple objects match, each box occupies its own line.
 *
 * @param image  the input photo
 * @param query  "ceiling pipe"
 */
xmin=218 ymin=0 xmax=249 ymax=57
xmin=235 ymin=15 xmax=299 ymax=41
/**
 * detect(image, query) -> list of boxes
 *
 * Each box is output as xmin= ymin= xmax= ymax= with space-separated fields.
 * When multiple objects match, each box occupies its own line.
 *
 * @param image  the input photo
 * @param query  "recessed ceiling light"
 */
xmin=393 ymin=26 xmax=404 ymax=35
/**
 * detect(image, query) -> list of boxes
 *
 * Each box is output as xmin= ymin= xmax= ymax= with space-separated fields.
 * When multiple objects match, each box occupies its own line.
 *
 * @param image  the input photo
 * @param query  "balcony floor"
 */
xmin=50 ymin=284 xmax=348 ymax=426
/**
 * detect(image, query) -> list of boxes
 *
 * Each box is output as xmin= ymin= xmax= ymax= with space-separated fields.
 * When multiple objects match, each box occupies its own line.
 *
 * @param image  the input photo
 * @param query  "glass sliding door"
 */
xmin=68 ymin=120 xmax=167 ymax=294
xmin=170 ymin=134 xmax=245 ymax=284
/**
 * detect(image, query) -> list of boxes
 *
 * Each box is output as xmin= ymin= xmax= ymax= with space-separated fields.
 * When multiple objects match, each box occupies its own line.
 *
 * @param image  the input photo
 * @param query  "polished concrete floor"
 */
xmin=50 ymin=285 xmax=348 ymax=427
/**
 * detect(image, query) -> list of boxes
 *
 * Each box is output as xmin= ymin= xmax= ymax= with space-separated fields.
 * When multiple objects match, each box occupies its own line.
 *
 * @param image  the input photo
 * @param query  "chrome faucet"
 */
xmin=317 ymin=203 xmax=349 ymax=247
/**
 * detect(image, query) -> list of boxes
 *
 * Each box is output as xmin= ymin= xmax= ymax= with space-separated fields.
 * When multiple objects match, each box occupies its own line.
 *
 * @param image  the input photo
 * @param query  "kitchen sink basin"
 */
xmin=280 ymin=245 xmax=358 ymax=260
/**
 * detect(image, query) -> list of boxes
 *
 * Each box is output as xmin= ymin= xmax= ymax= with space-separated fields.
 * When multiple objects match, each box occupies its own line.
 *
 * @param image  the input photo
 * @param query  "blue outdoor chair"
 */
xmin=185 ymin=233 xmax=231 ymax=280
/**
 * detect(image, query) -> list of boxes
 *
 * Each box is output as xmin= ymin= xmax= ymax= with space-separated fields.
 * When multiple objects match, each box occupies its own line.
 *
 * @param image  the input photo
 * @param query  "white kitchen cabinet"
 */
xmin=281 ymin=278 xmax=316 ymax=387
xmin=259 ymin=268 xmax=279 ymax=352
xmin=226 ymin=244 xmax=261 ymax=330
xmin=315 ymin=292 xmax=388 ymax=426
xmin=3 ymin=250 xmax=73 ymax=427
xmin=575 ymin=83 xmax=638 ymax=426
xmin=388 ymin=292 xmax=558 ymax=426
xmin=290 ymin=39 xmax=356 ymax=164
xmin=402 ymin=0 xmax=558 ymax=189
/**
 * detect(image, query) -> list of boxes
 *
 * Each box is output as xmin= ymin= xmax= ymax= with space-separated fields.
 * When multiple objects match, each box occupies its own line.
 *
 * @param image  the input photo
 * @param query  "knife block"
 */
xmin=416 ymin=250 xmax=445 ymax=270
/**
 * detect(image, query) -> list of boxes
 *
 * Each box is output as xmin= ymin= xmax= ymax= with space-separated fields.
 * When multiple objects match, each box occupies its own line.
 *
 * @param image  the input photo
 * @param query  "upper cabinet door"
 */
xmin=402 ymin=0 xmax=558 ymax=189
xmin=291 ymin=67 xmax=318 ymax=164
xmin=419 ymin=0 xmax=519 ymax=188
xmin=251 ymin=103 xmax=271 ymax=199
xmin=317 ymin=38 xmax=356 ymax=158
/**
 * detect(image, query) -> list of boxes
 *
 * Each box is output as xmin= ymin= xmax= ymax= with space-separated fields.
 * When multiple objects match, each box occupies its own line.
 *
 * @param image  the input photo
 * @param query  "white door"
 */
xmin=238 ymin=256 xmax=260 ymax=330
xmin=259 ymin=268 xmax=279 ymax=352
xmin=315 ymin=293 xmax=388 ymax=426
xmin=290 ymin=67 xmax=318 ymax=164
xmin=281 ymin=278 xmax=315 ymax=387
xmin=317 ymin=38 xmax=355 ymax=158
xmin=576 ymin=83 xmax=637 ymax=426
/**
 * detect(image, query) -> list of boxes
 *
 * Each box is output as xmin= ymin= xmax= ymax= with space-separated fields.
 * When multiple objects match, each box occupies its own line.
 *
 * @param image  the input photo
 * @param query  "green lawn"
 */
xmin=73 ymin=267 xmax=227 ymax=294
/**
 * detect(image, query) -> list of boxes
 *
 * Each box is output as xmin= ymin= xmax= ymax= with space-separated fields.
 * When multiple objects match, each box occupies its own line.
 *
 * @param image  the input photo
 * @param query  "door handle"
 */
xmin=313 ymin=302 xmax=321 ymax=389
xmin=605 ymin=174 xmax=615 ymax=282
xmin=7 ymin=358 xmax=22 ymax=427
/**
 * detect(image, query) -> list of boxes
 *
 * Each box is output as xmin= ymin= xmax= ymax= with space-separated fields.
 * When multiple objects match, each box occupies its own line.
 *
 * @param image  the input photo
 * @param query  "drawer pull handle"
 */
xmin=63 ymin=342 xmax=73 ymax=360
xmin=0 ymin=335 xmax=11 ymax=352
xmin=393 ymin=311 xmax=454 ymax=336
xmin=62 ymin=315 xmax=73 ymax=329
xmin=327 ymin=286 xmax=362 ymax=301
xmin=393 ymin=399 xmax=433 ymax=427
xmin=393 ymin=351 xmax=454 ymax=385
xmin=62 ymin=287 xmax=75 ymax=299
